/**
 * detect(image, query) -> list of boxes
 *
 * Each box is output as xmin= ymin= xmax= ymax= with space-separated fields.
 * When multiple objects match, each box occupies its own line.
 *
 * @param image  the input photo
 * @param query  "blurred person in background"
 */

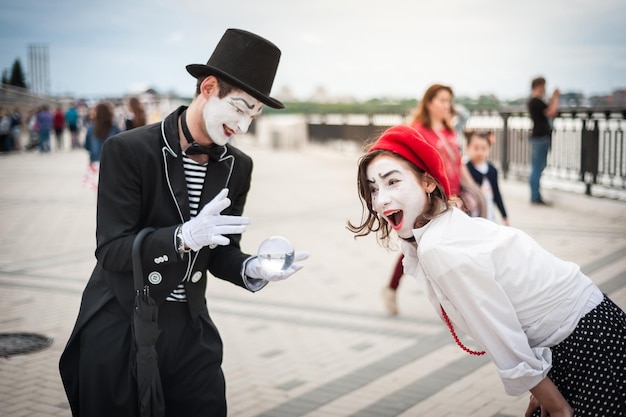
xmin=65 ymin=103 xmax=80 ymax=149
xmin=26 ymin=107 xmax=39 ymax=150
xmin=124 ymin=96 xmax=147 ymax=130
xmin=53 ymin=105 xmax=65 ymax=150
xmin=0 ymin=107 xmax=12 ymax=152
xmin=527 ymin=76 xmax=559 ymax=206
xmin=10 ymin=107 xmax=22 ymax=150
xmin=36 ymin=104 xmax=53 ymax=153
xmin=82 ymin=102 xmax=119 ymax=190
xmin=464 ymin=129 xmax=509 ymax=225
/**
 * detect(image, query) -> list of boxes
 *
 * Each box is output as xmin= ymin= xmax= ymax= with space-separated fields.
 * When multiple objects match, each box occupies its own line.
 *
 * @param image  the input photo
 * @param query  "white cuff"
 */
xmin=498 ymin=347 xmax=552 ymax=396
xmin=241 ymin=256 xmax=268 ymax=292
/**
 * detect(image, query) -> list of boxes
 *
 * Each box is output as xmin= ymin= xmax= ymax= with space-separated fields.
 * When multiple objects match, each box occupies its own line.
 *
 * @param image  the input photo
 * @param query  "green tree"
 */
xmin=1 ymin=70 xmax=8 ymax=85
xmin=9 ymin=59 xmax=27 ymax=88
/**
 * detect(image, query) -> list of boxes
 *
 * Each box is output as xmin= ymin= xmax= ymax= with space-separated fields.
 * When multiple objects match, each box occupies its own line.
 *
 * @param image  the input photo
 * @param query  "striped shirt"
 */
xmin=166 ymin=155 xmax=208 ymax=302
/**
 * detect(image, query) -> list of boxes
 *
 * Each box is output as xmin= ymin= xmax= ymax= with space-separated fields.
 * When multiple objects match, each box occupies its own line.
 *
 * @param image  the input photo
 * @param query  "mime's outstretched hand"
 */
xmin=245 ymin=251 xmax=309 ymax=282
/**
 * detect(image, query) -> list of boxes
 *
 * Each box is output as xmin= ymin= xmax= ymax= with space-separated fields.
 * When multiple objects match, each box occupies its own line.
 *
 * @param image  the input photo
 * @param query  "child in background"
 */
xmin=464 ymin=129 xmax=509 ymax=225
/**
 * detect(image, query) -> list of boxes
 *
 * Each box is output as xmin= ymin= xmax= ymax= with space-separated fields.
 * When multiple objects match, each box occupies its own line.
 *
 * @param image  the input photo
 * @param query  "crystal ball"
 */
xmin=258 ymin=236 xmax=294 ymax=272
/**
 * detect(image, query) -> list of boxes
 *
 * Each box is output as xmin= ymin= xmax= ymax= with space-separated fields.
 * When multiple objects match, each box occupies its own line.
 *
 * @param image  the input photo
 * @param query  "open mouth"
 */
xmin=384 ymin=209 xmax=404 ymax=229
xmin=223 ymin=125 xmax=235 ymax=137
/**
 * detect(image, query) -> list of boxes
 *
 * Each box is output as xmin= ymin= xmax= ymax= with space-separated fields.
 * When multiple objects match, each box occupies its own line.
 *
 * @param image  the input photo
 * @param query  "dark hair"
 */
xmin=195 ymin=76 xmax=235 ymax=97
xmin=93 ymin=102 xmax=114 ymax=140
xmin=531 ymin=76 xmax=545 ymax=90
xmin=409 ymin=84 xmax=455 ymax=132
xmin=346 ymin=149 xmax=450 ymax=248
xmin=464 ymin=129 xmax=493 ymax=146
xmin=128 ymin=96 xmax=146 ymax=128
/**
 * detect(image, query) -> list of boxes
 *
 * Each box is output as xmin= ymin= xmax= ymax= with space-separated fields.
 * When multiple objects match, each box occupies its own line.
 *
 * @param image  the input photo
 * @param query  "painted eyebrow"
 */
xmin=230 ymin=97 xmax=256 ymax=110
xmin=379 ymin=170 xmax=401 ymax=179
xmin=367 ymin=169 xmax=402 ymax=183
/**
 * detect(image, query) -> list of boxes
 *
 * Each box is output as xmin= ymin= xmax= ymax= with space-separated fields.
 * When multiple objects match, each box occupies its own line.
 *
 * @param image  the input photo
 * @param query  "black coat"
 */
xmin=59 ymin=106 xmax=255 ymax=413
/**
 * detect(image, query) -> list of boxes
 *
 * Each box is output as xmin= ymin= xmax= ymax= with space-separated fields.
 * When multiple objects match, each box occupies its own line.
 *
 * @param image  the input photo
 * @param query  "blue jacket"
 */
xmin=84 ymin=124 xmax=120 ymax=162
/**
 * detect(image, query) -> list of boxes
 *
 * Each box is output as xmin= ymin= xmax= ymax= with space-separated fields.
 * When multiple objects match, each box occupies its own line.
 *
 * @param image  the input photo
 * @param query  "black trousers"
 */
xmin=77 ymin=298 xmax=226 ymax=417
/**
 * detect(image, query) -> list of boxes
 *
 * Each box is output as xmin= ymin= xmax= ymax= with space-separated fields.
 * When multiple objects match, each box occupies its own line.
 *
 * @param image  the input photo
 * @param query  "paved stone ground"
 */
xmin=0 ymin=136 xmax=624 ymax=417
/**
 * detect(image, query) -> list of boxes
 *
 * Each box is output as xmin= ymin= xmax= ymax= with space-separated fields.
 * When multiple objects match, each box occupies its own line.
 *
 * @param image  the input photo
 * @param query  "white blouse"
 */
xmin=401 ymin=207 xmax=603 ymax=396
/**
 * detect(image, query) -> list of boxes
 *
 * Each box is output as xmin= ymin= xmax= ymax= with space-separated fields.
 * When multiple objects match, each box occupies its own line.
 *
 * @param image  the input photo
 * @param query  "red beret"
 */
xmin=368 ymin=125 xmax=451 ymax=197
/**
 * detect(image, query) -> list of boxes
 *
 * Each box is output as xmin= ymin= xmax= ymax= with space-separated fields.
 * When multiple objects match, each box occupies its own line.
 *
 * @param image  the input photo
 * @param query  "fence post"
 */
xmin=499 ymin=111 xmax=510 ymax=179
xmin=580 ymin=113 xmax=599 ymax=196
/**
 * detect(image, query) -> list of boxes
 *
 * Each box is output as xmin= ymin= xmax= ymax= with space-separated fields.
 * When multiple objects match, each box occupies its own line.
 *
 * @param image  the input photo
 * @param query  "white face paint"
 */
xmin=366 ymin=155 xmax=429 ymax=239
xmin=202 ymin=89 xmax=263 ymax=146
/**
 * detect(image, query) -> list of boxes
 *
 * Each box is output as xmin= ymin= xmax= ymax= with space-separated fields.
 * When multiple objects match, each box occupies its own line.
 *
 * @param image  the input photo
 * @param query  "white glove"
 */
xmin=181 ymin=188 xmax=250 ymax=251
xmin=245 ymin=251 xmax=310 ymax=282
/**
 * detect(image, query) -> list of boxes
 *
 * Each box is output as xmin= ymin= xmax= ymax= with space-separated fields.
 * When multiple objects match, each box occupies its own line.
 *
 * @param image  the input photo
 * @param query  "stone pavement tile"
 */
xmin=228 ymin=396 xmax=265 ymax=417
xmin=0 ymin=286 xmax=75 ymax=417
xmin=396 ymin=362 xmax=528 ymax=417
xmin=2 ymin=392 xmax=45 ymax=414
xmin=609 ymin=285 xmax=626 ymax=311
xmin=590 ymin=256 xmax=626 ymax=296
xmin=4 ymin=409 xmax=32 ymax=417
xmin=28 ymin=401 xmax=66 ymax=415
xmin=301 ymin=345 xmax=464 ymax=417
xmin=306 ymin=402 xmax=364 ymax=417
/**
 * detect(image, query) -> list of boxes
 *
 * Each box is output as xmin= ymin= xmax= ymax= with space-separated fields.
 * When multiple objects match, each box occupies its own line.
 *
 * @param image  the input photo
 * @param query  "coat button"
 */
xmin=148 ymin=271 xmax=162 ymax=285
xmin=191 ymin=271 xmax=202 ymax=283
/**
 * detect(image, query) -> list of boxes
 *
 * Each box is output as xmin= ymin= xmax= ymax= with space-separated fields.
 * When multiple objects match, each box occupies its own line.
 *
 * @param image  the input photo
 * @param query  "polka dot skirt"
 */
xmin=530 ymin=295 xmax=625 ymax=417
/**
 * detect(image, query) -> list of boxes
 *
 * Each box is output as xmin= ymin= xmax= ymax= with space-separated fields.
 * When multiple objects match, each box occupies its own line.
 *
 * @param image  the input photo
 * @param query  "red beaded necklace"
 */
xmin=440 ymin=305 xmax=486 ymax=356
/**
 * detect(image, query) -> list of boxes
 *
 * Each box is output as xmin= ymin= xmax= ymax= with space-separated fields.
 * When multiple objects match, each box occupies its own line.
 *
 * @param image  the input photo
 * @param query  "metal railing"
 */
xmin=492 ymin=106 xmax=625 ymax=196
xmin=306 ymin=106 xmax=626 ymax=198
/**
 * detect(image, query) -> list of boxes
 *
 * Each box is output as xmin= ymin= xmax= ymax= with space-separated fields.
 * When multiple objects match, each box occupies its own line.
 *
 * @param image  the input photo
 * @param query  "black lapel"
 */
xmin=162 ymin=107 xmax=191 ymax=221
xmin=200 ymin=148 xmax=234 ymax=209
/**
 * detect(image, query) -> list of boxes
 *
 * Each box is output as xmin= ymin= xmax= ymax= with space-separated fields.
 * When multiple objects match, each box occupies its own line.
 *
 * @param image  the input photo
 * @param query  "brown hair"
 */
xmin=464 ymin=129 xmax=493 ymax=146
xmin=531 ymin=76 xmax=545 ymax=90
xmin=128 ymin=97 xmax=146 ymax=127
xmin=409 ymin=84 xmax=455 ymax=132
xmin=346 ymin=149 xmax=450 ymax=248
xmin=93 ymin=102 xmax=114 ymax=140
xmin=195 ymin=76 xmax=235 ymax=98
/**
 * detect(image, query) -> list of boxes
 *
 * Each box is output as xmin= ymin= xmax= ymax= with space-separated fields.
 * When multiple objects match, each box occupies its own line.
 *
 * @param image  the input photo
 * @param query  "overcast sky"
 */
xmin=1 ymin=0 xmax=625 ymax=101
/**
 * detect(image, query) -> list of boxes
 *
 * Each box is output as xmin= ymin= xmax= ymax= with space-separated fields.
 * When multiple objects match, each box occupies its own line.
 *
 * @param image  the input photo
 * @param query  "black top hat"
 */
xmin=186 ymin=28 xmax=284 ymax=109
